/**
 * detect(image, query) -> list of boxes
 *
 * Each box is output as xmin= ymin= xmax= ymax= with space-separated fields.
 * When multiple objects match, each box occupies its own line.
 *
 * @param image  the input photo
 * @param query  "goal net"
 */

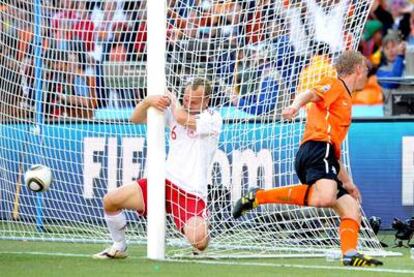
xmin=0 ymin=0 xmax=393 ymax=257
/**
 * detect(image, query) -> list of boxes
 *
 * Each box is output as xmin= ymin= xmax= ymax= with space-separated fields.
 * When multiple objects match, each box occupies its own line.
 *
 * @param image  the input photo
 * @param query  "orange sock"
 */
xmin=340 ymin=218 xmax=360 ymax=255
xmin=255 ymin=184 xmax=311 ymax=206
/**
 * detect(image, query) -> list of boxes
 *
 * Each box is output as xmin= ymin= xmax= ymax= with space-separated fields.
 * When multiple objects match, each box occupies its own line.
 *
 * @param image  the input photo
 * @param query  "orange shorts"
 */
xmin=136 ymin=179 xmax=208 ymax=232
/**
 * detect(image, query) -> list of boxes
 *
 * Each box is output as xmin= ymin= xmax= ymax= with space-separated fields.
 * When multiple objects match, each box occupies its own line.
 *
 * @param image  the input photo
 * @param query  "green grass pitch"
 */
xmin=1 ymin=233 xmax=414 ymax=277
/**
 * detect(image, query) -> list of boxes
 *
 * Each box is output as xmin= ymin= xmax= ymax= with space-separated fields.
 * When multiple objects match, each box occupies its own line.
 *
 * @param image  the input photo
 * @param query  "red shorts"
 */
xmin=136 ymin=179 xmax=208 ymax=232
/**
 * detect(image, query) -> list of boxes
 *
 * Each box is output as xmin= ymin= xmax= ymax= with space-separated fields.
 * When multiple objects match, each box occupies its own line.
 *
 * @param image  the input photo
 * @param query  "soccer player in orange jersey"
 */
xmin=232 ymin=51 xmax=383 ymax=267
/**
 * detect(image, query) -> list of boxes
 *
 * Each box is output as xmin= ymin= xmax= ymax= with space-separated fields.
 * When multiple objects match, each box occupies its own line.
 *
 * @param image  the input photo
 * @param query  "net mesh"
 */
xmin=0 ymin=0 xmax=393 ymax=257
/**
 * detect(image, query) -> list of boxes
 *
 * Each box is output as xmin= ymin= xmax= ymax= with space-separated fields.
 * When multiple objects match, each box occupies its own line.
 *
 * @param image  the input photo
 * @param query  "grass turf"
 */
xmin=1 ymin=233 xmax=414 ymax=277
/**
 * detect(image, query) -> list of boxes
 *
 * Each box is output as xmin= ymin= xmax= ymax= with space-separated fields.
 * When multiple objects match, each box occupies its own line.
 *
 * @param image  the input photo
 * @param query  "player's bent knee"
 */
xmin=103 ymin=193 xmax=115 ymax=212
xmin=103 ymin=191 xmax=122 ymax=213
xmin=190 ymin=228 xmax=209 ymax=251
xmin=308 ymin=182 xmax=337 ymax=208
xmin=310 ymin=195 xmax=336 ymax=208
xmin=194 ymin=235 xmax=209 ymax=251
xmin=103 ymin=183 xmax=143 ymax=213
xmin=321 ymin=197 xmax=337 ymax=207
xmin=183 ymin=216 xmax=209 ymax=251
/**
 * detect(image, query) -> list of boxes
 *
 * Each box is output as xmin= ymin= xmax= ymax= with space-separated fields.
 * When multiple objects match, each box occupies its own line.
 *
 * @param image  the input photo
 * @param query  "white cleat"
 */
xmin=92 ymin=246 xmax=128 ymax=260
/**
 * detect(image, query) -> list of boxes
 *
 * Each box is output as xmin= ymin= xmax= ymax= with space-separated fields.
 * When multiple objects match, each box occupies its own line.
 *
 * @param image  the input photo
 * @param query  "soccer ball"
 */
xmin=24 ymin=164 xmax=53 ymax=192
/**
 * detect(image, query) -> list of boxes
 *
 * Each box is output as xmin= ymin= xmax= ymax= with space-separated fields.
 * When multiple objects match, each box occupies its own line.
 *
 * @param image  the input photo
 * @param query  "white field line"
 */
xmin=170 ymin=259 xmax=414 ymax=275
xmin=1 ymin=251 xmax=414 ymax=275
xmin=0 ymin=251 xmax=94 ymax=258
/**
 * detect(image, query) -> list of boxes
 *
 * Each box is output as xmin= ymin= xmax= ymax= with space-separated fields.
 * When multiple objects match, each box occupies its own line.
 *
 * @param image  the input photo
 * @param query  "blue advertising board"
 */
xmin=349 ymin=120 xmax=414 ymax=228
xmin=1 ymin=120 xmax=414 ymax=229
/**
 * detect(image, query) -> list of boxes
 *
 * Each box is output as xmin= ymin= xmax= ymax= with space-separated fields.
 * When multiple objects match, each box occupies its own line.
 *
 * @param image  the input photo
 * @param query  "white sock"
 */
xmin=104 ymin=212 xmax=127 ymax=251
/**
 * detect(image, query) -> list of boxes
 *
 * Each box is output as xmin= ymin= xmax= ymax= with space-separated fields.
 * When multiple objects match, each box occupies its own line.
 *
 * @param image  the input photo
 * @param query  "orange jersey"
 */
xmin=302 ymin=77 xmax=352 ymax=159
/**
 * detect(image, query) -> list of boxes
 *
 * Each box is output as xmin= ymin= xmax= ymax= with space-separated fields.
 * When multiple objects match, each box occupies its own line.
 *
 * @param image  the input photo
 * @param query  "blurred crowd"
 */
xmin=1 ymin=0 xmax=146 ymax=121
xmin=356 ymin=0 xmax=414 ymax=115
xmin=0 ymin=0 xmax=412 ymax=121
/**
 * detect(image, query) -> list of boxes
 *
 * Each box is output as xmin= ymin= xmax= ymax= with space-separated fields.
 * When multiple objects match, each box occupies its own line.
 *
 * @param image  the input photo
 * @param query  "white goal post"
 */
xmin=0 ymin=0 xmax=398 ymax=259
xmin=146 ymin=0 xmax=167 ymax=260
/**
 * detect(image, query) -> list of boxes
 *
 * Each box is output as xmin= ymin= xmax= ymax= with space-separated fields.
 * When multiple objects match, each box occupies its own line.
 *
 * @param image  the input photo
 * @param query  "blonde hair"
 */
xmin=334 ymin=51 xmax=365 ymax=77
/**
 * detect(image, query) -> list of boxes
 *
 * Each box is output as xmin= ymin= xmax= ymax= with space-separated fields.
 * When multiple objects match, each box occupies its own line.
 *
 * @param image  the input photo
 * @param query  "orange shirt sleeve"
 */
xmin=312 ymin=78 xmax=341 ymax=108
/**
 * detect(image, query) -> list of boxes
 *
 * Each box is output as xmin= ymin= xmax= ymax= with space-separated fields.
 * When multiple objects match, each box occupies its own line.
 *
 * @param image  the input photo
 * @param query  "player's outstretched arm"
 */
xmin=282 ymin=89 xmax=321 ymax=120
xmin=130 ymin=95 xmax=171 ymax=124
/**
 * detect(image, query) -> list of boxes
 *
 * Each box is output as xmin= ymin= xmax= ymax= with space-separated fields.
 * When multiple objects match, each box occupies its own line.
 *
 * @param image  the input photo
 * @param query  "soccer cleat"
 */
xmin=232 ymin=188 xmax=262 ymax=219
xmin=342 ymin=253 xmax=383 ymax=267
xmin=92 ymin=246 xmax=128 ymax=260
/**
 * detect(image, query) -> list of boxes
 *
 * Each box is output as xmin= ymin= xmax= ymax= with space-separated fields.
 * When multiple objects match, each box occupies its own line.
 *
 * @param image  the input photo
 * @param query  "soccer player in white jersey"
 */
xmin=93 ymin=78 xmax=222 ymax=259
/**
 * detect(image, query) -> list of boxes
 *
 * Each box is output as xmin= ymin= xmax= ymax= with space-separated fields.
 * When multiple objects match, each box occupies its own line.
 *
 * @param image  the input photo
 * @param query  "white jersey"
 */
xmin=165 ymin=107 xmax=222 ymax=199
